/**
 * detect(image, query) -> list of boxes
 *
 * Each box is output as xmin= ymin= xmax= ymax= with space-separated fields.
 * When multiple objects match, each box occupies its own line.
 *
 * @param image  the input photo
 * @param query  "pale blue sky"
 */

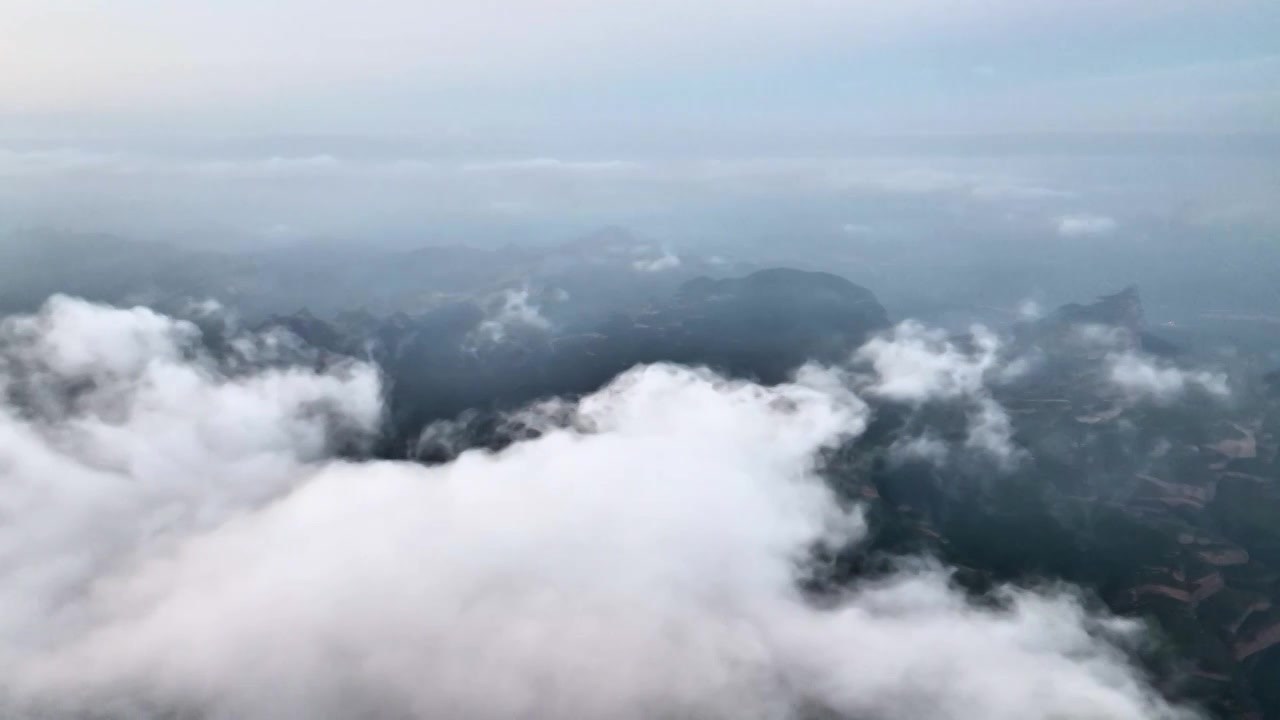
xmin=2 ymin=1 xmax=1278 ymax=249
xmin=2 ymin=0 xmax=1278 ymax=145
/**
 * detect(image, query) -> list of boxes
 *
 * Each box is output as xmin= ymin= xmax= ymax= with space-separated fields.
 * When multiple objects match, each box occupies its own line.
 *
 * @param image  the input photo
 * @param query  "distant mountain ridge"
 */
xmin=262 ymin=267 xmax=890 ymax=442
xmin=0 ymin=226 xmax=752 ymax=320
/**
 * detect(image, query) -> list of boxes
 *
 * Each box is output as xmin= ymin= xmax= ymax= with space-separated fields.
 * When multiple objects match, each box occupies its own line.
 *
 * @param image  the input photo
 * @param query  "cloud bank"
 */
xmin=0 ymin=298 xmax=1191 ymax=720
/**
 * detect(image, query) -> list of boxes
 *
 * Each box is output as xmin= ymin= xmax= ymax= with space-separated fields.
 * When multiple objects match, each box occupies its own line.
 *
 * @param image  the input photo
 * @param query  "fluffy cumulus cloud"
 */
xmin=855 ymin=322 xmax=1026 ymax=467
xmin=0 ymin=297 xmax=381 ymax=676
xmin=1106 ymin=352 xmax=1230 ymax=403
xmin=0 ymin=298 xmax=1193 ymax=720
xmin=1056 ymin=213 xmax=1118 ymax=237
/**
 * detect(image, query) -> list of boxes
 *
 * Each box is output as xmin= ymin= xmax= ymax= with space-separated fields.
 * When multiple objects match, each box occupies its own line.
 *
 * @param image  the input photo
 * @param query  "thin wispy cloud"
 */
xmin=1057 ymin=213 xmax=1118 ymax=237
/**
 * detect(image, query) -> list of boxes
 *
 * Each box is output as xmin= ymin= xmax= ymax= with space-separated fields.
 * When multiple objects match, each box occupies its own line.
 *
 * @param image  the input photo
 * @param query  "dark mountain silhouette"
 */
xmin=263 ymin=268 xmax=889 ymax=449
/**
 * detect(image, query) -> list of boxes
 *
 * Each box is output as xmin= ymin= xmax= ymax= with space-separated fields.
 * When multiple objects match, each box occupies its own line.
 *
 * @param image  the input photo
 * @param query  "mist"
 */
xmin=3 ymin=2 xmax=1279 ymax=314
xmin=3 ymin=148 xmax=1278 ymax=338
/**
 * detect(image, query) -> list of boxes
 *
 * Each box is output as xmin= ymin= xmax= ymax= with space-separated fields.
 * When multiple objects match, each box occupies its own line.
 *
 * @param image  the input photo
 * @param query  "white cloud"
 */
xmin=1106 ymin=352 xmax=1229 ymax=403
xmin=0 ymin=296 xmax=381 ymax=663
xmin=0 ymin=297 xmax=1190 ymax=720
xmin=2 ymin=294 xmax=198 ymax=379
xmin=471 ymin=288 xmax=552 ymax=345
xmin=1017 ymin=299 xmax=1043 ymax=320
xmin=856 ymin=322 xmax=1025 ymax=466
xmin=1056 ymin=213 xmax=1118 ymax=237
xmin=965 ymin=396 xmax=1020 ymax=467
xmin=632 ymin=250 xmax=682 ymax=272
xmin=856 ymin=322 xmax=1003 ymax=403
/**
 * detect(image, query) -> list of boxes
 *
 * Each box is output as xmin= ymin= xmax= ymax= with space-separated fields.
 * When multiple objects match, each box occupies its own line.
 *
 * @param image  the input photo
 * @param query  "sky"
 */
xmin=0 ymin=1 xmax=1278 ymax=268
xmin=3 ymin=0 xmax=1278 ymax=145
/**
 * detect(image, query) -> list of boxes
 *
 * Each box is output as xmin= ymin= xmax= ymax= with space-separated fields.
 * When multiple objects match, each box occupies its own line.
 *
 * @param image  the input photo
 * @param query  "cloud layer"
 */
xmin=0 ymin=298 xmax=1191 ymax=720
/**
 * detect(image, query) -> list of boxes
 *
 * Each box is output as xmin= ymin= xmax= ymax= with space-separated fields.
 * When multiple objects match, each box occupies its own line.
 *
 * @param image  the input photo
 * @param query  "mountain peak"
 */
xmin=1049 ymin=285 xmax=1144 ymax=334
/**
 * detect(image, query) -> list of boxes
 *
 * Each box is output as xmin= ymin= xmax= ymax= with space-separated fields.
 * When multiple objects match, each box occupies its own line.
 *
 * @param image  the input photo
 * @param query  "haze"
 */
xmin=3 ymin=3 xmax=1280 ymax=718
xmin=2 ymin=2 xmax=1277 ymax=238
